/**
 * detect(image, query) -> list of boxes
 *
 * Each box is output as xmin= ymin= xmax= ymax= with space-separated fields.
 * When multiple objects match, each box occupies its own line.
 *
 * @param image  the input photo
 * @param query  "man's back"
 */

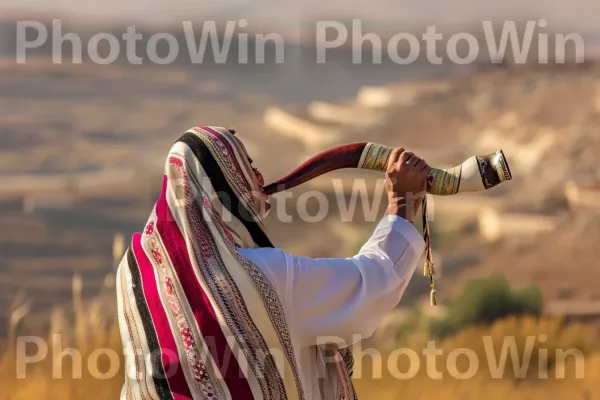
xmin=238 ymin=215 xmax=424 ymax=399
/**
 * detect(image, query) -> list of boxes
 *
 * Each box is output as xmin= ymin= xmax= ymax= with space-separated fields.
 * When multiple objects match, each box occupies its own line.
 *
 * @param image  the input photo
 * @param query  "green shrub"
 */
xmin=429 ymin=275 xmax=543 ymax=339
xmin=429 ymin=317 xmax=460 ymax=339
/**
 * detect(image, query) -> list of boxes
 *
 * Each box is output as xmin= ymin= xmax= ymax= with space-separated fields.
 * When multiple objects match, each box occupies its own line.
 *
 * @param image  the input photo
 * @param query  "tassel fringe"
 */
xmin=422 ymin=197 xmax=438 ymax=307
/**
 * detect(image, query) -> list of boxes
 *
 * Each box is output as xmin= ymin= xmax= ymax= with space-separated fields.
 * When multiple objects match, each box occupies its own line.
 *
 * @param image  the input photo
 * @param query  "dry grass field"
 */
xmin=2 ymin=295 xmax=599 ymax=399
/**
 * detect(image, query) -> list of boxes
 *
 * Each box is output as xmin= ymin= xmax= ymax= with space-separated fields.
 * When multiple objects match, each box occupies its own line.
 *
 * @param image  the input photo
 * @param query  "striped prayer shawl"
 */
xmin=116 ymin=127 xmax=356 ymax=400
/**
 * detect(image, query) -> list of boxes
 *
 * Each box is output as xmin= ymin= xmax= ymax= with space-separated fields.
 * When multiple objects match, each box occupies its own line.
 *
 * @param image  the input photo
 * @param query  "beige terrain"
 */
xmin=2 ymin=54 xmax=600 ymax=338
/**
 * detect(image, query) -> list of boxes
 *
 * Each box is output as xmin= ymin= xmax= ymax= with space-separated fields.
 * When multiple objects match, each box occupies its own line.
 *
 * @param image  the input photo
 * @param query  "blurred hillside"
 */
xmin=1 ymin=5 xmax=600 ymax=326
xmin=263 ymin=61 xmax=600 ymax=310
xmin=3 ymin=57 xmax=600 ymax=336
xmin=0 ymin=50 xmax=447 ymax=335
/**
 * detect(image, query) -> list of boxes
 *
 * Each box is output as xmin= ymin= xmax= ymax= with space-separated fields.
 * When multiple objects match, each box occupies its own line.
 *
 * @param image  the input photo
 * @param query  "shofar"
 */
xmin=263 ymin=142 xmax=512 ymax=196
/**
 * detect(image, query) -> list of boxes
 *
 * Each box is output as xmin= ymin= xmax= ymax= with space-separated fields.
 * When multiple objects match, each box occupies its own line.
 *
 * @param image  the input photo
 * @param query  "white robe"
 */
xmin=238 ymin=215 xmax=425 ymax=399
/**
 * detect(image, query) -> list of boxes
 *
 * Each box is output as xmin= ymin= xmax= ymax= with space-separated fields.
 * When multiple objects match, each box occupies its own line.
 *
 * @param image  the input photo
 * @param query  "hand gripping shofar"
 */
xmin=263 ymin=142 xmax=513 ymax=306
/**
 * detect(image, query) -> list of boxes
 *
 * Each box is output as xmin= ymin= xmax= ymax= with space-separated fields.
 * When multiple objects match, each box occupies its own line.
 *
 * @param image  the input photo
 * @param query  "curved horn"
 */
xmin=264 ymin=142 xmax=512 ymax=195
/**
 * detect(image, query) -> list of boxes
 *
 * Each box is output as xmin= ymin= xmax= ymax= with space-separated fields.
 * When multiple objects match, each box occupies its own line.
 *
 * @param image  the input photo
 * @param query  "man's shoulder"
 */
xmin=237 ymin=246 xmax=290 ymax=290
xmin=237 ymin=246 xmax=288 ymax=263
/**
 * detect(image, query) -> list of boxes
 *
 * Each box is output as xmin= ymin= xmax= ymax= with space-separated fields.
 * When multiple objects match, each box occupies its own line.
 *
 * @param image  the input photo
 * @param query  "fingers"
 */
xmin=389 ymin=148 xmax=429 ymax=172
xmin=403 ymin=153 xmax=429 ymax=172
xmin=387 ymin=147 xmax=405 ymax=169
xmin=414 ymin=158 xmax=428 ymax=171
xmin=399 ymin=151 xmax=414 ymax=165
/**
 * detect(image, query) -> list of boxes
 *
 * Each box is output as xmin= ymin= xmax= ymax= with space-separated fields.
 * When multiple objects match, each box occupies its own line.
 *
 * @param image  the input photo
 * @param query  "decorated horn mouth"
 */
xmin=263 ymin=142 xmax=512 ymax=196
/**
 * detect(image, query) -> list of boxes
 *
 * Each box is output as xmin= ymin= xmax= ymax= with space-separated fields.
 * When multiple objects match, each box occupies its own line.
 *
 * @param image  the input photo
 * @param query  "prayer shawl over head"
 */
xmin=116 ymin=127 xmax=356 ymax=400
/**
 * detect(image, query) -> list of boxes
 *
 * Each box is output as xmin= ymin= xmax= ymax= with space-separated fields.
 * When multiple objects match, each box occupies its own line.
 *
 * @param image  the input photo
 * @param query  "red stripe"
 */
xmin=156 ymin=175 xmax=254 ymax=398
xmin=132 ymin=232 xmax=193 ymax=400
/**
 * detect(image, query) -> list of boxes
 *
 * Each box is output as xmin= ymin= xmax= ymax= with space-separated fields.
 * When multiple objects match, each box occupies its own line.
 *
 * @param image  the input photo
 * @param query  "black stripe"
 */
xmin=177 ymin=131 xmax=273 ymax=248
xmin=127 ymin=248 xmax=174 ymax=400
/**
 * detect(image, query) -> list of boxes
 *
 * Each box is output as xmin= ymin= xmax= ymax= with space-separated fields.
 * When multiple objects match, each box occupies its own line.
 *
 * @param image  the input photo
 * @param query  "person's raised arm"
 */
xmin=240 ymin=149 xmax=430 ymax=347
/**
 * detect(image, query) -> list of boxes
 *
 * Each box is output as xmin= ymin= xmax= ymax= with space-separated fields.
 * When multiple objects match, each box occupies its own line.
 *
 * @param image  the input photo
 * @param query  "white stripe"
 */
xmin=118 ymin=256 xmax=162 ymax=399
xmin=207 ymin=126 xmax=256 ymax=198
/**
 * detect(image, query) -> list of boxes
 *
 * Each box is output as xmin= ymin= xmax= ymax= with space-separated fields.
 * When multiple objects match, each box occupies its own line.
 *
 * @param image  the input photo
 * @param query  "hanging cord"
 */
xmin=421 ymin=196 xmax=437 ymax=306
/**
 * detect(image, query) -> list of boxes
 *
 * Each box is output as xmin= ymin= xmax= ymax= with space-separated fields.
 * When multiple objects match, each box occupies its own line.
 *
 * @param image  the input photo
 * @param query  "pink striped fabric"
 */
xmin=155 ymin=175 xmax=254 ymax=398
xmin=132 ymin=232 xmax=192 ymax=400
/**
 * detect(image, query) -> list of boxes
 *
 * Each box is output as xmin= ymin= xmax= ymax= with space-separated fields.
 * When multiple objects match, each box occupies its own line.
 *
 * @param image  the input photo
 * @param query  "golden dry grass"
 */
xmin=1 ymin=268 xmax=599 ymax=399
xmin=354 ymin=316 xmax=600 ymax=400
xmin=0 ymin=328 xmax=124 ymax=400
xmin=2 ymin=309 xmax=599 ymax=399
xmin=0 ymin=274 xmax=124 ymax=400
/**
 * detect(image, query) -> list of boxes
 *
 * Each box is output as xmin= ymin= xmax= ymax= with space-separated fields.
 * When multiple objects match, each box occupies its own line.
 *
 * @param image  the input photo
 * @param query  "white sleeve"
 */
xmin=238 ymin=215 xmax=425 ymax=347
